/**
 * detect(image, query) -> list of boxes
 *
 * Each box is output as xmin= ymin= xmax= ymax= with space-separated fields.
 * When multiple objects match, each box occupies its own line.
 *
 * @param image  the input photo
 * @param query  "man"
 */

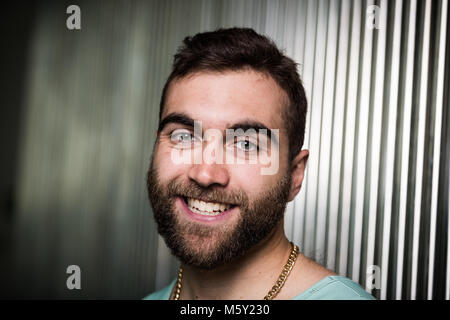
xmin=144 ymin=28 xmax=375 ymax=300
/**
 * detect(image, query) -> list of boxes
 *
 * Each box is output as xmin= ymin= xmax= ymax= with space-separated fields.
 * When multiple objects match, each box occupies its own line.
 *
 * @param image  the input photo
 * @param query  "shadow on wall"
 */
xmin=0 ymin=1 xmax=38 ymax=299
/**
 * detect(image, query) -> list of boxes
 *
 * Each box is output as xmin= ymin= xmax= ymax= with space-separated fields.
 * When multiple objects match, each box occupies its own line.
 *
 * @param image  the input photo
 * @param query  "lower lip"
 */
xmin=177 ymin=197 xmax=236 ymax=222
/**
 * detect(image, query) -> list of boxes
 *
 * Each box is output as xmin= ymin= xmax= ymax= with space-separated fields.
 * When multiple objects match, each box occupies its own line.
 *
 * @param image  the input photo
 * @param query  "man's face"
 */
xmin=147 ymin=70 xmax=292 ymax=269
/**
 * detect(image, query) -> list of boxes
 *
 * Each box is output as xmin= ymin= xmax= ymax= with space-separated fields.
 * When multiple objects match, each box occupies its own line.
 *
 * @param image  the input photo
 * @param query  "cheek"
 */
xmin=228 ymin=164 xmax=280 ymax=197
xmin=153 ymin=145 xmax=189 ymax=181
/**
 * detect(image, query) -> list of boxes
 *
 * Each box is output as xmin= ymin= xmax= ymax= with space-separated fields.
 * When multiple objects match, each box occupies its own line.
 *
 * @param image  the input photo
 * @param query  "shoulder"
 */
xmin=142 ymin=279 xmax=175 ymax=300
xmin=286 ymin=254 xmax=375 ymax=300
xmin=293 ymin=276 xmax=376 ymax=300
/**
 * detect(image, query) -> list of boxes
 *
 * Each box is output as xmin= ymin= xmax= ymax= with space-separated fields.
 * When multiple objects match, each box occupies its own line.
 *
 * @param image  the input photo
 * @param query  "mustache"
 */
xmin=166 ymin=179 xmax=248 ymax=206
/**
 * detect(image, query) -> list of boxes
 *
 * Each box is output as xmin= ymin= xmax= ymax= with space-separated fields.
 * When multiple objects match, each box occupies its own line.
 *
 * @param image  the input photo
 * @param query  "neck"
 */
xmin=179 ymin=220 xmax=292 ymax=300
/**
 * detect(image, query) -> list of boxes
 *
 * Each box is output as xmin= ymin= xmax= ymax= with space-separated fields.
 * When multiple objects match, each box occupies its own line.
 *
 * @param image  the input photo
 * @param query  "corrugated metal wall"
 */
xmin=10 ymin=0 xmax=449 ymax=300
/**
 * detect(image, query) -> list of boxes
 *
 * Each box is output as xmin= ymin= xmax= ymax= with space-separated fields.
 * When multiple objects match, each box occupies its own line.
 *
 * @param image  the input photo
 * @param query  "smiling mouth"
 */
xmin=182 ymin=197 xmax=237 ymax=216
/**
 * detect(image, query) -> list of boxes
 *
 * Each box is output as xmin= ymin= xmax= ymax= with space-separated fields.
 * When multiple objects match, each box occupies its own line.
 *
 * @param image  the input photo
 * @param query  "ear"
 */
xmin=287 ymin=149 xmax=309 ymax=202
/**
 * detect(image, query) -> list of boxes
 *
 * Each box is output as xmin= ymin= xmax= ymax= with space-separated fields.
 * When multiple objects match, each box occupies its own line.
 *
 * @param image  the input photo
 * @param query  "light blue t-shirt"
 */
xmin=143 ymin=276 xmax=376 ymax=300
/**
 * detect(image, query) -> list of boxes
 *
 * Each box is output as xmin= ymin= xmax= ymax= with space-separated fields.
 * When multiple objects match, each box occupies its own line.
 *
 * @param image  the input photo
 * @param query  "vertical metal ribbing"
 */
xmin=339 ymin=0 xmax=362 ymax=275
xmin=284 ymin=202 xmax=295 ymax=241
xmin=301 ymin=0 xmax=320 ymax=257
xmin=380 ymin=0 xmax=403 ymax=301
xmin=291 ymin=0 xmax=312 ymax=250
xmin=351 ymin=0 xmax=374 ymax=283
xmin=396 ymin=0 xmax=417 ymax=300
xmin=281 ymin=0 xmax=301 ymax=245
xmin=363 ymin=0 xmax=388 ymax=293
xmin=411 ymin=0 xmax=432 ymax=300
xmin=326 ymin=0 xmax=350 ymax=271
xmin=314 ymin=0 xmax=333 ymax=264
xmin=289 ymin=0 xmax=308 ymax=249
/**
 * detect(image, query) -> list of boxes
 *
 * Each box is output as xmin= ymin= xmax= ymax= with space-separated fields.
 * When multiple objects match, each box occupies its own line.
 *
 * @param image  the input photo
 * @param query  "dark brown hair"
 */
xmin=159 ymin=27 xmax=307 ymax=162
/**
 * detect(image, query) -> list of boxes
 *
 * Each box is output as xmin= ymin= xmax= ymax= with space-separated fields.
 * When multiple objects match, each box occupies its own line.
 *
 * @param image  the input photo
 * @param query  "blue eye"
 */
xmin=236 ymin=140 xmax=258 ymax=152
xmin=171 ymin=130 xmax=194 ymax=144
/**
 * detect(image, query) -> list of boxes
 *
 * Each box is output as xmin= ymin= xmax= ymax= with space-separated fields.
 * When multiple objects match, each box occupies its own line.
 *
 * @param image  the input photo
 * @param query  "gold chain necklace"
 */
xmin=172 ymin=242 xmax=299 ymax=300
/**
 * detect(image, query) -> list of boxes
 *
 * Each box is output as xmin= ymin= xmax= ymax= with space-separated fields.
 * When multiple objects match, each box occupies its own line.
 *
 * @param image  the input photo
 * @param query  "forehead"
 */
xmin=163 ymin=70 xmax=288 ymax=131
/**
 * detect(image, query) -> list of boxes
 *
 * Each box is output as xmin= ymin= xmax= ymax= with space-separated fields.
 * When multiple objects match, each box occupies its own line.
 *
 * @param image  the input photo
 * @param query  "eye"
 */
xmin=236 ymin=139 xmax=258 ymax=152
xmin=170 ymin=129 xmax=194 ymax=144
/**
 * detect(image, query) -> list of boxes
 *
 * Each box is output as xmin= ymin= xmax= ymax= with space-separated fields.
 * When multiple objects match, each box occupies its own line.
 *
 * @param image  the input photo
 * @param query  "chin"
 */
xmin=175 ymin=234 xmax=236 ymax=269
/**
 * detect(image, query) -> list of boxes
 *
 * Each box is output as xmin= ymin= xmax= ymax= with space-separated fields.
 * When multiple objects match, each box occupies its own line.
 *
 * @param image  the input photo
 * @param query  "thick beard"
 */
xmin=146 ymin=161 xmax=291 ymax=270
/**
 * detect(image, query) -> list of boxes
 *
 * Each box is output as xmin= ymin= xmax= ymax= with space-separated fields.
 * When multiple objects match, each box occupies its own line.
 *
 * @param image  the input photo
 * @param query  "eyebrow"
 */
xmin=158 ymin=112 xmax=278 ymax=145
xmin=158 ymin=113 xmax=194 ymax=133
xmin=227 ymin=121 xmax=278 ymax=145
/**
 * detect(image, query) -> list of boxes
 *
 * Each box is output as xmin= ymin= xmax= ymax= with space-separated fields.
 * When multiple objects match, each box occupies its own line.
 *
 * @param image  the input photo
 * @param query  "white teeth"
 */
xmin=186 ymin=197 xmax=232 ymax=215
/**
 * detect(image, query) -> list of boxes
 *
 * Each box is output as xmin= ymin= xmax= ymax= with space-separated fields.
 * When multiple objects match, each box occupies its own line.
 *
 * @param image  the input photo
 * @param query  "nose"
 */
xmin=187 ymin=162 xmax=230 ymax=188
